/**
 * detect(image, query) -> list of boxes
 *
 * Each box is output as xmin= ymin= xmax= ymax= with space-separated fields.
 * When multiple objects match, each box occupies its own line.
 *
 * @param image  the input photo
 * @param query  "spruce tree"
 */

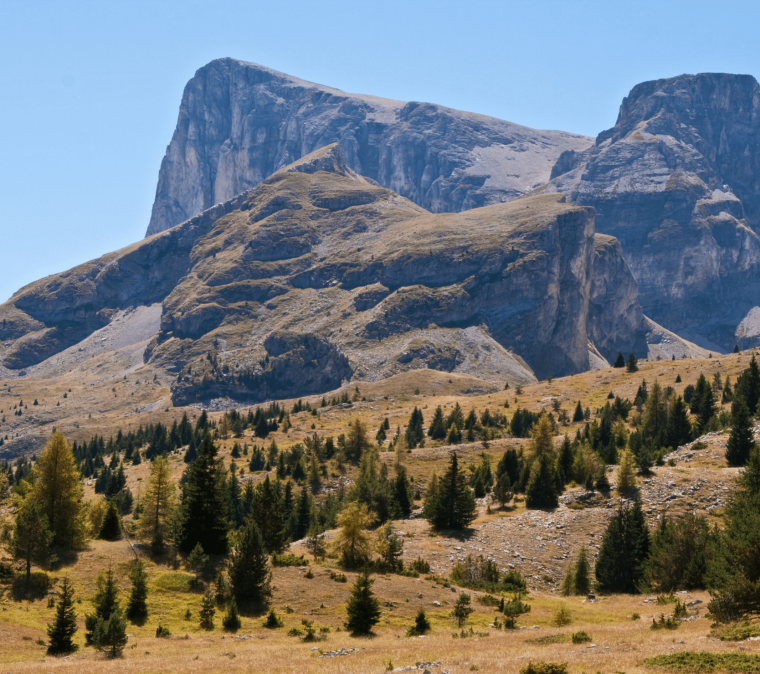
xmin=574 ymin=547 xmax=591 ymax=596
xmin=726 ymin=395 xmax=755 ymax=466
xmin=345 ymin=570 xmax=381 ymax=635
xmin=126 ymin=560 xmax=149 ymax=625
xmin=11 ymin=499 xmax=51 ymax=582
xmin=572 ymin=400 xmax=584 ymax=422
xmin=199 ymin=592 xmax=215 ymax=630
xmin=392 ymin=465 xmax=413 ymax=517
xmin=665 ymin=396 xmax=692 ymax=449
xmin=428 ymin=406 xmax=447 ymax=440
xmin=595 ymin=500 xmax=650 ymax=594
xmin=408 ymin=608 xmax=431 ymax=635
xmin=736 ymin=355 xmax=760 ymax=414
xmin=626 ymin=353 xmax=638 ymax=373
xmin=222 ymin=597 xmax=241 ymax=632
xmin=558 ymin=436 xmax=574 ymax=482
xmin=180 ymin=433 xmax=229 ymax=554
xmin=98 ymin=500 xmax=122 ymax=541
xmin=252 ymin=476 xmax=287 ymax=553
xmin=290 ymin=486 xmax=312 ymax=541
xmin=452 ymin=592 xmax=474 ymax=627
xmin=85 ymin=566 xmax=120 ymax=645
xmin=229 ymin=517 xmax=271 ymax=604
xmin=430 ymin=453 xmax=476 ymax=529
xmin=405 ymin=407 xmax=424 ymax=448
xmin=47 ymin=576 xmax=78 ymax=655
xmin=613 ymin=352 xmax=626 ymax=368
xmin=525 ymin=455 xmax=559 ymax=509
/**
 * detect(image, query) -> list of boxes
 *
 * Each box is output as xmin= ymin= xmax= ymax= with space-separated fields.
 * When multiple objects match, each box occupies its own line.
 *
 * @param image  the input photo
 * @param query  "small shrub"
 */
xmin=571 ymin=631 xmax=591 ymax=643
xmin=477 ymin=594 xmax=501 ymax=607
xmin=155 ymin=624 xmax=171 ymax=638
xmin=651 ymin=613 xmax=679 ymax=630
xmin=519 ymin=662 xmax=568 ymax=674
xmin=631 ymin=612 xmax=641 ymax=621
xmin=673 ymin=600 xmax=688 ymax=619
xmin=329 ymin=570 xmax=347 ymax=583
xmin=263 ymin=609 xmax=283 ymax=628
xmin=287 ymin=627 xmax=303 ymax=637
xmin=715 ymin=622 xmax=760 ymax=641
xmin=304 ymin=569 xmax=314 ymax=579
xmin=411 ymin=557 xmax=431 ymax=574
xmin=657 ymin=591 xmax=676 ymax=605
xmin=526 ymin=634 xmax=569 ymax=645
xmin=272 ymin=553 xmax=308 ymax=567
xmin=643 ymin=652 xmax=760 ymax=672
xmin=552 ymin=606 xmax=572 ymax=627
xmin=406 ymin=609 xmax=431 ymax=636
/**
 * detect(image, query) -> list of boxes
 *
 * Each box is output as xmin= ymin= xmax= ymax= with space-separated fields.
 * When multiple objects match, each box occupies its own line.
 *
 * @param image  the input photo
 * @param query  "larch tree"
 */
xmin=31 ymin=432 xmax=86 ymax=548
xmin=616 ymin=449 xmax=637 ymax=492
xmin=332 ymin=501 xmax=373 ymax=568
xmin=138 ymin=456 xmax=176 ymax=549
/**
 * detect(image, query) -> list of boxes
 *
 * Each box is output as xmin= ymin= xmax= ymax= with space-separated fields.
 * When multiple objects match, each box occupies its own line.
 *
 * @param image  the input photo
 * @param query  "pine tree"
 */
xmin=229 ymin=517 xmax=271 ymax=604
xmin=574 ymin=547 xmax=591 ymax=596
xmin=595 ymin=500 xmax=650 ymax=594
xmin=10 ymin=498 xmax=51 ymax=582
xmin=526 ymin=455 xmax=559 ymax=509
xmin=430 ymin=453 xmax=476 ymax=529
xmin=199 ymin=592 xmax=215 ymax=630
xmin=126 ymin=560 xmax=148 ymax=625
xmin=138 ymin=456 xmax=175 ymax=546
xmin=616 ymin=449 xmax=637 ymax=492
xmin=405 ymin=407 xmax=424 ymax=448
xmin=85 ymin=566 xmax=120 ymax=645
xmin=98 ymin=500 xmax=122 ymax=541
xmin=452 ymin=592 xmax=474 ymax=627
xmin=47 ymin=576 xmax=78 ymax=655
xmin=31 ymin=431 xmax=86 ymax=548
xmin=613 ymin=352 xmax=626 ymax=368
xmin=726 ymin=395 xmax=755 ymax=466
xmin=180 ymin=434 xmax=229 ymax=554
xmin=345 ymin=570 xmax=381 ymax=635
xmin=222 ymin=597 xmax=241 ymax=632
xmin=626 ymin=353 xmax=638 ymax=373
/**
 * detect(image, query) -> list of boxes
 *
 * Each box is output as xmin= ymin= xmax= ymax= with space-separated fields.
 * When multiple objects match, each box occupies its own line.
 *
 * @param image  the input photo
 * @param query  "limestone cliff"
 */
xmin=146 ymin=58 xmax=592 ymax=236
xmin=544 ymin=73 xmax=760 ymax=351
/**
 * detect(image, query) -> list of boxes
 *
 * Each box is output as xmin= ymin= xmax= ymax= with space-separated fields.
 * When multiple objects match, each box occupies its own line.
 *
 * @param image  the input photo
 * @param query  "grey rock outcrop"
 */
xmin=544 ymin=73 xmax=760 ymax=351
xmin=3 ymin=145 xmax=648 ymax=403
xmin=146 ymin=58 xmax=592 ymax=236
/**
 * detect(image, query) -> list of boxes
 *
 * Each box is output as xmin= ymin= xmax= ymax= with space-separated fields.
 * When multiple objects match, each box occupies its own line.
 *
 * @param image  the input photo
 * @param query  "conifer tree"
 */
xmin=595 ymin=500 xmax=650 ymax=594
xmin=180 ymin=434 xmax=229 ymax=554
xmin=228 ymin=465 xmax=243 ymax=529
xmin=253 ymin=476 xmax=287 ymax=553
xmin=613 ymin=352 xmax=625 ymax=368
xmin=422 ymin=472 xmax=439 ymax=520
xmin=126 ymin=560 xmax=148 ymax=625
xmin=626 ymin=353 xmax=638 ymax=372
xmin=408 ymin=608 xmax=431 ymax=635
xmin=199 ymin=591 xmax=215 ymax=630
xmin=616 ymin=449 xmax=637 ymax=492
xmin=138 ymin=455 xmax=175 ymax=550
xmin=92 ymin=608 xmax=127 ymax=657
xmin=572 ymin=400 xmax=584 ymax=422
xmin=736 ymin=355 xmax=760 ymax=414
xmin=85 ymin=566 xmax=120 ymax=645
xmin=98 ymin=500 xmax=122 ymax=541
xmin=344 ymin=417 xmax=372 ymax=463
xmin=726 ymin=395 xmax=755 ymax=466
xmin=559 ymin=563 xmax=575 ymax=596
xmin=47 ymin=576 xmax=78 ymax=654
xmin=31 ymin=431 xmax=86 ymax=548
xmin=452 ymin=592 xmax=474 ymax=627
xmin=494 ymin=472 xmax=512 ymax=507
xmin=525 ymin=455 xmax=559 ymax=509
xmin=722 ymin=376 xmax=733 ymax=403
xmin=405 ymin=407 xmax=424 ymax=448
xmin=222 ymin=597 xmax=241 ymax=632
xmin=558 ymin=435 xmax=574 ymax=481
xmin=229 ymin=517 xmax=271 ymax=604
xmin=10 ymin=498 xmax=51 ymax=582
xmin=665 ymin=396 xmax=692 ymax=449
xmin=345 ymin=570 xmax=381 ymax=635
xmin=528 ymin=413 xmax=555 ymax=462
xmin=332 ymin=502 xmax=373 ymax=568
xmin=428 ymin=406 xmax=447 ymax=440
xmin=392 ymin=465 xmax=413 ymax=517
xmin=574 ymin=547 xmax=591 ymax=596
xmin=376 ymin=523 xmax=403 ymax=571
xmin=429 ymin=453 xmax=476 ymax=529
xmin=290 ymin=486 xmax=312 ymax=541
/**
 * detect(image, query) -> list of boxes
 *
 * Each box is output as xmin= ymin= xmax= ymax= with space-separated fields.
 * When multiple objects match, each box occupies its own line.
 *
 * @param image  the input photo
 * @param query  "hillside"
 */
xmin=0 ymin=349 xmax=758 ymax=673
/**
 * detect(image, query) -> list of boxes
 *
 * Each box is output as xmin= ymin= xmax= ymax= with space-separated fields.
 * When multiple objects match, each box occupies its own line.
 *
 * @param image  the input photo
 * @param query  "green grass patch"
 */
xmin=714 ymin=622 xmax=760 ymax=641
xmin=153 ymin=572 xmax=195 ymax=592
xmin=643 ymin=652 xmax=760 ymax=672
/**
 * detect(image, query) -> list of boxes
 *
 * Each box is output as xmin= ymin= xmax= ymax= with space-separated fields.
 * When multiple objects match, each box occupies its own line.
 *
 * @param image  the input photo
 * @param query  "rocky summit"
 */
xmin=146 ymin=58 xmax=592 ymax=236
xmin=543 ymin=73 xmax=760 ymax=351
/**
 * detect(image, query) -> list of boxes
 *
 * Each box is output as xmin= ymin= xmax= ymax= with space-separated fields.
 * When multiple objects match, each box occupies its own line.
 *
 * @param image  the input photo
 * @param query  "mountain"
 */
xmin=4 ymin=144 xmax=689 ymax=406
xmin=543 ymin=73 xmax=760 ymax=351
xmin=146 ymin=58 xmax=592 ymax=236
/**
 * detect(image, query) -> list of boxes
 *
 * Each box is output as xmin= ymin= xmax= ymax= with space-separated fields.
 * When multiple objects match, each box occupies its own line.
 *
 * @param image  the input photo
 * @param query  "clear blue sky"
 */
xmin=2 ymin=0 xmax=760 ymax=303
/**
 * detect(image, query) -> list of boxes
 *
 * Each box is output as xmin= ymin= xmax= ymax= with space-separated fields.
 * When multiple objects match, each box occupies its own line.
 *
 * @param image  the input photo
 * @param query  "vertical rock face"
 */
xmin=146 ymin=58 xmax=592 ymax=236
xmin=546 ymin=73 xmax=760 ymax=350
